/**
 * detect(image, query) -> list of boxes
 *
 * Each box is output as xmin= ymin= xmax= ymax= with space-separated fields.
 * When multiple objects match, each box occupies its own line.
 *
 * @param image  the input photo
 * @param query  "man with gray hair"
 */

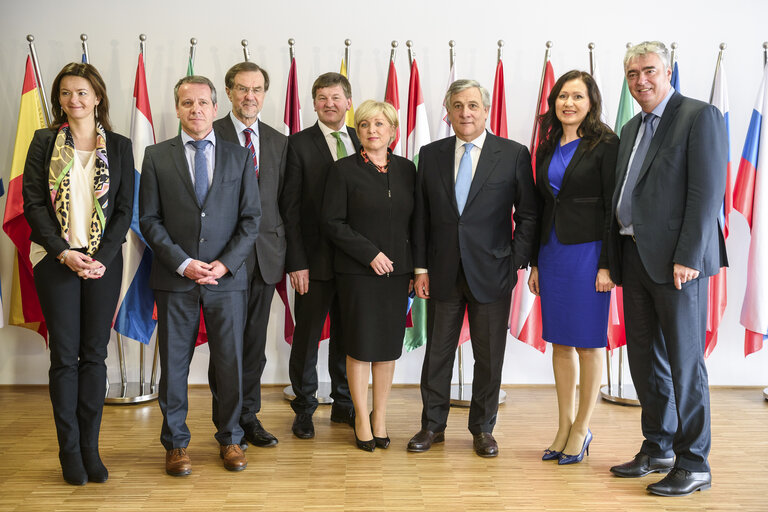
xmin=408 ymin=79 xmax=538 ymax=456
xmin=140 ymin=75 xmax=261 ymax=475
xmin=607 ymin=41 xmax=727 ymax=496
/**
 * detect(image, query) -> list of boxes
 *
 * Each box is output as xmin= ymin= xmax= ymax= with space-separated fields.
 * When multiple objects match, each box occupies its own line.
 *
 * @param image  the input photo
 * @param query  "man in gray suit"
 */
xmin=140 ymin=75 xmax=261 ymax=476
xmin=607 ymin=42 xmax=727 ymax=497
xmin=209 ymin=62 xmax=288 ymax=450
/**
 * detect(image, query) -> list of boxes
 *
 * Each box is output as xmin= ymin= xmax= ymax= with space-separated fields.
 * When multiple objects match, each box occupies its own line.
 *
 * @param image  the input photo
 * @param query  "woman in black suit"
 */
xmin=322 ymin=100 xmax=415 ymax=451
xmin=527 ymin=70 xmax=617 ymax=464
xmin=23 ymin=63 xmax=134 ymax=484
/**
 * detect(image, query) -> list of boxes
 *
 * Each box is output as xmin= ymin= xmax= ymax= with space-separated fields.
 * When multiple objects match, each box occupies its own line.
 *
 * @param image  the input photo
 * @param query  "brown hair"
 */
xmin=50 ymin=62 xmax=111 ymax=131
xmin=224 ymin=61 xmax=270 ymax=92
xmin=311 ymin=72 xmax=352 ymax=100
xmin=536 ymin=70 xmax=613 ymax=163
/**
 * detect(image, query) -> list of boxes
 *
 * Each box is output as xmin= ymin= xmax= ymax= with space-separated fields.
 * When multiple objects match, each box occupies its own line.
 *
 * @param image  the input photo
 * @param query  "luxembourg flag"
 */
xmin=113 ymin=52 xmax=156 ymax=344
xmin=733 ymin=63 xmax=768 ymax=355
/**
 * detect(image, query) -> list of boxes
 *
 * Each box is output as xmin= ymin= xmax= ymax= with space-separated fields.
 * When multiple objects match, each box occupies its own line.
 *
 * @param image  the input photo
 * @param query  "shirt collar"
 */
xmin=181 ymin=128 xmax=216 ymax=147
xmin=318 ymin=120 xmax=350 ymax=138
xmin=229 ymin=112 xmax=259 ymax=137
xmin=455 ymin=130 xmax=487 ymax=152
xmin=645 ymin=87 xmax=675 ymax=120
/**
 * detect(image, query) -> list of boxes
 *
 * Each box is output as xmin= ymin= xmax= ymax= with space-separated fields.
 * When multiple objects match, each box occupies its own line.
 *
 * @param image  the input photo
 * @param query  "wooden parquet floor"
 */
xmin=0 ymin=385 xmax=766 ymax=512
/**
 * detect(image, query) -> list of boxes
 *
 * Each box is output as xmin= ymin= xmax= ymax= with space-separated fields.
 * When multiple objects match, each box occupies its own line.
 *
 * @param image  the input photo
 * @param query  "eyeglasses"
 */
xmin=233 ymin=85 xmax=263 ymax=95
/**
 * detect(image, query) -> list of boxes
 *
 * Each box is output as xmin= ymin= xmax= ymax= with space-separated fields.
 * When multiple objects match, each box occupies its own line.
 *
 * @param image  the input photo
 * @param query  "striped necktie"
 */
xmin=243 ymin=128 xmax=259 ymax=178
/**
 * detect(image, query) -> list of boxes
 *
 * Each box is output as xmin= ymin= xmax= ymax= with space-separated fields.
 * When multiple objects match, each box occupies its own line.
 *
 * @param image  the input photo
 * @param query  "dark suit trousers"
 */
xmin=420 ymin=265 xmax=511 ymax=435
xmin=208 ymin=265 xmax=274 ymax=428
xmin=621 ymin=237 xmax=711 ymax=472
xmin=155 ymin=287 xmax=246 ymax=450
xmin=288 ymin=278 xmax=351 ymax=414
xmin=34 ymin=252 xmax=122 ymax=454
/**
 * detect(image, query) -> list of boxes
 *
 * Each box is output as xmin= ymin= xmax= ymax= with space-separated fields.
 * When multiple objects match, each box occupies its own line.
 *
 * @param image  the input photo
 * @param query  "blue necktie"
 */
xmin=617 ymin=114 xmax=656 ymax=228
xmin=455 ymin=142 xmax=474 ymax=214
xmin=189 ymin=139 xmax=210 ymax=205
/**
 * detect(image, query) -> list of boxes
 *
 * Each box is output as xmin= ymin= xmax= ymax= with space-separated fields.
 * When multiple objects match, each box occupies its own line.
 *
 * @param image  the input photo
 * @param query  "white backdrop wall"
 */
xmin=1 ymin=0 xmax=767 ymax=386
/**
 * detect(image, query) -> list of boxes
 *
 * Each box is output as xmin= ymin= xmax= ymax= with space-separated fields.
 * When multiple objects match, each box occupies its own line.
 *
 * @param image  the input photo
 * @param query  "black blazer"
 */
xmin=322 ymin=151 xmax=415 ymax=276
xmin=412 ymin=132 xmax=539 ymax=304
xmin=139 ymin=135 xmax=261 ymax=292
xmin=280 ymin=122 xmax=360 ymax=280
xmin=213 ymin=116 xmax=288 ymax=285
xmin=22 ymin=128 xmax=134 ymax=268
xmin=608 ymin=92 xmax=728 ymax=285
xmin=532 ymin=134 xmax=618 ymax=268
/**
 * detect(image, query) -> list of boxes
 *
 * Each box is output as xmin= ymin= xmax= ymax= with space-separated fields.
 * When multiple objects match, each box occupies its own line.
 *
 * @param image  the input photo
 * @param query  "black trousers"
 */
xmin=155 ymin=287 xmax=246 ymax=450
xmin=420 ymin=265 xmax=511 ymax=435
xmin=34 ymin=252 xmax=122 ymax=454
xmin=622 ymin=237 xmax=711 ymax=472
xmin=288 ymin=278 xmax=351 ymax=414
xmin=208 ymin=265 xmax=274 ymax=428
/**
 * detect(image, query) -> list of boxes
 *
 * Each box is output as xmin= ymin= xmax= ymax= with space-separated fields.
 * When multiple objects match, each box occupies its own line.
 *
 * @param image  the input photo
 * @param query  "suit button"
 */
xmin=201 ymin=212 xmax=206 ymax=217
xmin=200 ymin=238 xmax=205 ymax=243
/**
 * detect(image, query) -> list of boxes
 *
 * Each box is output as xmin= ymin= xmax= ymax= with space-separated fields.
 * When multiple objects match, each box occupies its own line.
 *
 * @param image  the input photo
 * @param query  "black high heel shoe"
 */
xmin=353 ymin=423 xmax=375 ymax=452
xmin=370 ymin=412 xmax=390 ymax=449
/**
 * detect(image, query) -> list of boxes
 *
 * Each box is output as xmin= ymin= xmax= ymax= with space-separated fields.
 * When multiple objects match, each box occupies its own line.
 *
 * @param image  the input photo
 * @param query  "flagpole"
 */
xmin=449 ymin=39 xmax=455 ymax=69
xmin=709 ymin=43 xmax=726 ymax=103
xmin=344 ymin=38 xmax=351 ymax=78
xmin=26 ymin=35 xmax=51 ymax=126
xmin=763 ymin=41 xmax=768 ymax=66
xmin=288 ymin=38 xmax=295 ymax=62
xmin=670 ymin=42 xmax=677 ymax=67
xmin=588 ymin=42 xmax=595 ymax=75
xmin=189 ymin=37 xmax=197 ymax=69
xmin=81 ymin=33 xmax=90 ymax=64
xmin=497 ymin=39 xmax=504 ymax=63
xmin=241 ymin=39 xmax=250 ymax=62
xmin=530 ymin=41 xmax=553 ymax=151
xmin=406 ymin=40 xmax=414 ymax=67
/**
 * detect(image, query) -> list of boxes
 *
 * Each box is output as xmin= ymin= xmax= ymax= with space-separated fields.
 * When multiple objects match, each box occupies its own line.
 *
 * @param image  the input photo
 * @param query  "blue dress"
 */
xmin=538 ymin=139 xmax=609 ymax=348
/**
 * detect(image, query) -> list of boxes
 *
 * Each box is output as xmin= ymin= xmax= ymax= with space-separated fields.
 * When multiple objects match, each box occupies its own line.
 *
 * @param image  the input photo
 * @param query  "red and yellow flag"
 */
xmin=2 ymin=56 xmax=48 ymax=341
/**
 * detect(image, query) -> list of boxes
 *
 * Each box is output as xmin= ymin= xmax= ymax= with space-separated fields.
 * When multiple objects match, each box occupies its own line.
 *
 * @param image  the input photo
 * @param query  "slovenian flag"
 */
xmin=733 ymin=63 xmax=768 ymax=355
xmin=113 ymin=52 xmax=156 ymax=344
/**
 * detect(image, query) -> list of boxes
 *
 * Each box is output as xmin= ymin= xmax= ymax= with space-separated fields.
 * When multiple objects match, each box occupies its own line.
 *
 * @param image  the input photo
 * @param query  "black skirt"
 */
xmin=336 ymin=273 xmax=410 ymax=362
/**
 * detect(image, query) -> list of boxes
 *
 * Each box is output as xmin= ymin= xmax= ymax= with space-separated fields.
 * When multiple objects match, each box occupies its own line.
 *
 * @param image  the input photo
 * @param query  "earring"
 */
xmin=94 ymin=107 xmax=98 ymax=119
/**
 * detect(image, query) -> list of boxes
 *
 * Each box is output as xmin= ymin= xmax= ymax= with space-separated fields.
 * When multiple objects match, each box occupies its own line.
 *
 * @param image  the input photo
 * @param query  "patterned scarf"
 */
xmin=48 ymin=122 xmax=110 ymax=256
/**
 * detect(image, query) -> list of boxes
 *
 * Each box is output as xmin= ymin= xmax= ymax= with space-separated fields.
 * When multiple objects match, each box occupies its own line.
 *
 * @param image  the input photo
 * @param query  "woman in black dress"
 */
xmin=322 ymin=100 xmax=415 ymax=451
xmin=23 ymin=63 xmax=134 ymax=484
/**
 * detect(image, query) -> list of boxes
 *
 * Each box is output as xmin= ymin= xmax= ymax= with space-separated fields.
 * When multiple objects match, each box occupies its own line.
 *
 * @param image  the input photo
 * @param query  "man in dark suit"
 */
xmin=408 ymin=79 xmax=538 ymax=457
xmin=209 ymin=62 xmax=287 ymax=450
xmin=607 ymin=42 xmax=727 ymax=497
xmin=280 ymin=72 xmax=360 ymax=438
xmin=139 ymin=75 xmax=261 ymax=476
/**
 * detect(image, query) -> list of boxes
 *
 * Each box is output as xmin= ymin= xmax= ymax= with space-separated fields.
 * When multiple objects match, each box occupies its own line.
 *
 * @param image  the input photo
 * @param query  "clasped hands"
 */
xmin=60 ymin=250 xmax=105 ymax=279
xmin=184 ymin=259 xmax=229 ymax=285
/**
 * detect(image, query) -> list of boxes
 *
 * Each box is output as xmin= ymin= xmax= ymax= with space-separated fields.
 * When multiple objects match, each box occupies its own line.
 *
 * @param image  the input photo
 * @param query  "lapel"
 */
xmin=348 ymin=126 xmax=361 ymax=152
xmin=464 ymin=132 xmax=501 ymax=210
xmin=206 ymin=137 xmax=228 ymax=206
xmin=169 ymin=136 xmax=198 ymax=203
xmin=636 ymin=91 xmax=682 ymax=183
xmin=559 ymin=139 xmax=587 ymax=193
xmin=214 ymin=115 xmax=239 ymax=144
xmin=257 ymin=120 xmax=274 ymax=172
xmin=538 ymin=147 xmax=556 ymax=200
xmin=436 ymin=136 xmax=459 ymax=215
xmin=309 ymin=122 xmax=334 ymax=166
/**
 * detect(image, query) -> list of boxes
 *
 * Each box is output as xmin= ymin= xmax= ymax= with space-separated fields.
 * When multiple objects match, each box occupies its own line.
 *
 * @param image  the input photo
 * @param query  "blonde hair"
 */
xmin=354 ymin=100 xmax=398 ymax=144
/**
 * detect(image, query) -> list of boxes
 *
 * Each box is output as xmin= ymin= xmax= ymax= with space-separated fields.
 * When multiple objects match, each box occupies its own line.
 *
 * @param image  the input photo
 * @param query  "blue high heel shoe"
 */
xmin=542 ymin=449 xmax=561 ymax=461
xmin=558 ymin=430 xmax=592 ymax=465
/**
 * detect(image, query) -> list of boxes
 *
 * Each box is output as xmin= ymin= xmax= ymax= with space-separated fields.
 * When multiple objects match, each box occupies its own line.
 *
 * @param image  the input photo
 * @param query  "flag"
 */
xmin=490 ymin=60 xmax=508 ymax=138
xmin=179 ymin=53 xmax=194 ymax=134
xmin=590 ymin=52 xmax=609 ymax=125
xmin=384 ymin=57 xmax=402 ymax=155
xmin=113 ymin=52 xmax=157 ymax=344
xmin=0 ymin=177 xmax=4 ymax=328
xmin=436 ymin=63 xmax=456 ymax=139
xmin=509 ymin=59 xmax=554 ymax=353
xmin=671 ymin=60 xmax=681 ymax=92
xmin=614 ymin=78 xmax=635 ymax=138
xmin=283 ymin=56 xmax=302 ymax=136
xmin=81 ymin=52 xmax=87 ymax=64
xmin=403 ymin=58 xmax=431 ymax=352
xmin=733 ymin=63 xmax=768 ymax=355
xmin=340 ymin=58 xmax=355 ymax=128
xmin=704 ymin=52 xmax=732 ymax=358
xmin=2 ymin=56 xmax=48 ymax=341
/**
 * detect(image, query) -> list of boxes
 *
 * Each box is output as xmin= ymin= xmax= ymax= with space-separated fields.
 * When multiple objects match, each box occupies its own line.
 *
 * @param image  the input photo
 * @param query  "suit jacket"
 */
xmin=532 ymin=134 xmax=618 ymax=268
xmin=280 ymin=122 xmax=360 ymax=280
xmin=22 ymin=128 xmax=134 ymax=267
xmin=139 ymin=134 xmax=261 ymax=292
xmin=213 ymin=116 xmax=288 ymax=284
xmin=608 ymin=91 xmax=728 ymax=285
xmin=412 ymin=132 xmax=539 ymax=304
xmin=322 ymin=152 xmax=416 ymax=276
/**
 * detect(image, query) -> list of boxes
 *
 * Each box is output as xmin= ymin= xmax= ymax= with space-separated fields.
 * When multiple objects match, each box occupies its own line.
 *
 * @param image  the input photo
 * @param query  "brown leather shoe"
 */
xmin=472 ymin=432 xmax=499 ymax=457
xmin=220 ymin=444 xmax=247 ymax=471
xmin=407 ymin=429 xmax=445 ymax=452
xmin=165 ymin=448 xmax=191 ymax=476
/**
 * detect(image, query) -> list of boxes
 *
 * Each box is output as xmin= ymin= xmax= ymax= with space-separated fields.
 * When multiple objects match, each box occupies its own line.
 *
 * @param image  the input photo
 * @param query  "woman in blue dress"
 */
xmin=528 ymin=70 xmax=618 ymax=465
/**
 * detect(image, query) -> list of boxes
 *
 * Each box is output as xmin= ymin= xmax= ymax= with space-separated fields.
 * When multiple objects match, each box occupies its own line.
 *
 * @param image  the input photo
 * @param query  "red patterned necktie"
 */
xmin=243 ymin=128 xmax=259 ymax=178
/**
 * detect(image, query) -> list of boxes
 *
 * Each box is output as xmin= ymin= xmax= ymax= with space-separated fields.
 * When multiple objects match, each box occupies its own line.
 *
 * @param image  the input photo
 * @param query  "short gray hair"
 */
xmin=624 ymin=41 xmax=671 ymax=71
xmin=174 ymin=75 xmax=217 ymax=106
xmin=444 ymin=79 xmax=491 ymax=110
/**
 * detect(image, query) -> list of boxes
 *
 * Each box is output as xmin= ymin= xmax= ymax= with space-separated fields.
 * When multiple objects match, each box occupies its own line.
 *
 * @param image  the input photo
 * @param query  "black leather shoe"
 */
xmin=243 ymin=417 xmax=278 ymax=447
xmin=330 ymin=405 xmax=355 ymax=426
xmin=81 ymin=449 xmax=108 ymax=483
xmin=472 ymin=432 xmax=499 ymax=458
xmin=292 ymin=413 xmax=315 ymax=439
xmin=610 ymin=453 xmax=674 ymax=478
xmin=647 ymin=468 xmax=712 ymax=497
xmin=407 ymin=429 xmax=445 ymax=452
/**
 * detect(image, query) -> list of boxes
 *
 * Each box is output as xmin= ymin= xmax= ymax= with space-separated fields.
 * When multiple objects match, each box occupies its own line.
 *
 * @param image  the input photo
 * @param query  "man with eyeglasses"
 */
xmin=210 ymin=62 xmax=288 ymax=450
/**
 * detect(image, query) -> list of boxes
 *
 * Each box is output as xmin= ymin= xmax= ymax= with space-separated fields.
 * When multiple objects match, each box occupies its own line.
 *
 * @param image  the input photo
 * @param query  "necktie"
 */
xmin=189 ymin=139 xmax=210 ymax=205
xmin=455 ymin=142 xmax=474 ymax=215
xmin=243 ymin=128 xmax=259 ymax=178
xmin=331 ymin=131 xmax=347 ymax=160
xmin=617 ymin=113 xmax=657 ymax=228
